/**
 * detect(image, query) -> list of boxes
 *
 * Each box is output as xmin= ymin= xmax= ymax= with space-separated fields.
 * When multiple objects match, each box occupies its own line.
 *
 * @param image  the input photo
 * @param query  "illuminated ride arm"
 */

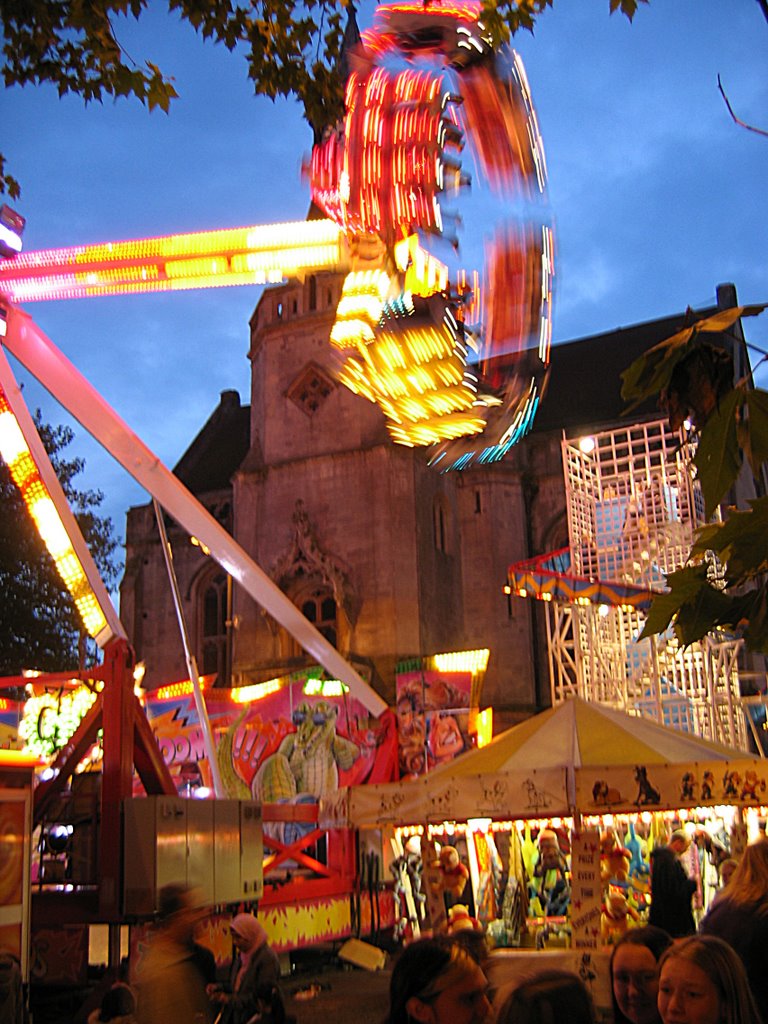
xmin=0 ymin=344 xmax=125 ymax=647
xmin=0 ymin=0 xmax=553 ymax=473
xmin=0 ymin=300 xmax=387 ymax=718
xmin=0 ymin=220 xmax=349 ymax=303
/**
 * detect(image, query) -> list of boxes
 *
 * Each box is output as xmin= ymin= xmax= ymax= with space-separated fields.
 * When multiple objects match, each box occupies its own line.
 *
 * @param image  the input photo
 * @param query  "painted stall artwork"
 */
xmin=0 ymin=695 xmax=23 ymax=750
xmin=578 ymin=760 xmax=768 ymax=814
xmin=142 ymin=672 xmax=398 ymax=801
xmin=396 ymin=669 xmax=472 ymax=777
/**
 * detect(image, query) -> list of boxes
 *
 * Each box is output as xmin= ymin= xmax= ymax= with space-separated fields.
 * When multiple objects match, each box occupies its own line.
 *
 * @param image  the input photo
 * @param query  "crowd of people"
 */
xmin=381 ymin=835 xmax=768 ymax=1024
xmin=89 ymin=837 xmax=768 ymax=1024
xmin=89 ymin=884 xmax=289 ymax=1024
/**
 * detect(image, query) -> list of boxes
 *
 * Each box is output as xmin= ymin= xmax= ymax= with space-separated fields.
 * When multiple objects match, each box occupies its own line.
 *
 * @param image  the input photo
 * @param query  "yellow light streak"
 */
xmin=231 ymin=678 xmax=283 ymax=703
xmin=0 ymin=393 xmax=107 ymax=638
xmin=475 ymin=707 xmax=493 ymax=748
xmin=429 ymin=648 xmax=490 ymax=675
xmin=152 ymin=676 xmax=216 ymax=701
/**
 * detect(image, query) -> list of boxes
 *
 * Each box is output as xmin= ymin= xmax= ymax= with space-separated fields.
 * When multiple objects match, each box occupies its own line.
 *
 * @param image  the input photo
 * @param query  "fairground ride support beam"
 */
xmin=31 ymin=636 xmax=177 ymax=923
xmin=1 ymin=301 xmax=387 ymax=717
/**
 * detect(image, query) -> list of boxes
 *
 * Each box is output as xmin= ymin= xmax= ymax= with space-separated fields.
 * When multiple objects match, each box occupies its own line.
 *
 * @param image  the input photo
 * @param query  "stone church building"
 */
xmin=119 ymin=278 xmax=754 ymax=727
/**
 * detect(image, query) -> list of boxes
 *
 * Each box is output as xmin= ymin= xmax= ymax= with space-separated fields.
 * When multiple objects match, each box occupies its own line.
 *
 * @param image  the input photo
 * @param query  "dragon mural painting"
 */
xmin=143 ymin=676 xmax=398 ymax=801
xmin=253 ymin=700 xmax=360 ymax=802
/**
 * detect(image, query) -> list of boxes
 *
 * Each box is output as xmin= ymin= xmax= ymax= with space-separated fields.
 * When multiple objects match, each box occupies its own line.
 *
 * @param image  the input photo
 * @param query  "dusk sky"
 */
xmin=3 ymin=0 xmax=767 ymax=581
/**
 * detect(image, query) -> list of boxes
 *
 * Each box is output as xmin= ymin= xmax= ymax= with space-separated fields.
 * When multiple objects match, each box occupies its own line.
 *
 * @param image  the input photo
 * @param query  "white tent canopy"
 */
xmin=320 ymin=698 xmax=765 ymax=827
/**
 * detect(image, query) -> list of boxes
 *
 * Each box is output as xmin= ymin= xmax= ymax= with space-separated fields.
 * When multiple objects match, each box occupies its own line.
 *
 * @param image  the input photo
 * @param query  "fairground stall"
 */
xmin=0 ymin=641 xmax=492 ymax=1004
xmin=0 ymin=749 xmax=38 ymax=1008
xmin=323 ymin=696 xmax=768 ymax=1016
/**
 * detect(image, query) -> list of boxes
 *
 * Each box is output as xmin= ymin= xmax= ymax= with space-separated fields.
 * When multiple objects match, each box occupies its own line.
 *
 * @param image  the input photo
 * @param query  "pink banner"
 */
xmin=143 ymin=675 xmax=398 ymax=801
xmin=396 ymin=670 xmax=472 ymax=777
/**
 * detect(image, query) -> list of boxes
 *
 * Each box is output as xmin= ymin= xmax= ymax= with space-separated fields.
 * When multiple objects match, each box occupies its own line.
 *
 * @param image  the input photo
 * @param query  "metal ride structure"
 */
xmin=0 ymin=0 xmax=551 ymax=932
xmin=509 ymin=418 xmax=751 ymax=752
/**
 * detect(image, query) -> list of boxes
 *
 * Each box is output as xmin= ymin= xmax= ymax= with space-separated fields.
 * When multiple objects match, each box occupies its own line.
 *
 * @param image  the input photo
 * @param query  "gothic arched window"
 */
xmin=197 ymin=571 xmax=228 ymax=682
xmin=300 ymin=587 xmax=338 ymax=647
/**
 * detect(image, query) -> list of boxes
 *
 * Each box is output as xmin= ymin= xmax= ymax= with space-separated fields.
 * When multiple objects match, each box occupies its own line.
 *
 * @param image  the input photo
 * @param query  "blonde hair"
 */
xmin=659 ymin=935 xmax=762 ymax=1024
xmin=721 ymin=838 xmax=768 ymax=911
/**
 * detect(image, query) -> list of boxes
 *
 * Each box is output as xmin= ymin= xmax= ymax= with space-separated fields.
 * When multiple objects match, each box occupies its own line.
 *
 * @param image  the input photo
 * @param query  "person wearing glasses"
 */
xmin=610 ymin=925 xmax=673 ymax=1024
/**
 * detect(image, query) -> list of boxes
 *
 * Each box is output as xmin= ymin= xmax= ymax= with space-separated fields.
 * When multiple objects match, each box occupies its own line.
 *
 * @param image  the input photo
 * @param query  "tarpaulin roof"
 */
xmin=321 ymin=698 xmax=761 ymax=826
xmin=426 ymin=696 xmax=744 ymax=775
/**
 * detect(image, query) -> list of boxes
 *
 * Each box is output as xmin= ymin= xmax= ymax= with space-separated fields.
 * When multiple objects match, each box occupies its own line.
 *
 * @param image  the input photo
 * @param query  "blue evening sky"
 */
xmin=2 ymin=0 xmax=767 ymax=571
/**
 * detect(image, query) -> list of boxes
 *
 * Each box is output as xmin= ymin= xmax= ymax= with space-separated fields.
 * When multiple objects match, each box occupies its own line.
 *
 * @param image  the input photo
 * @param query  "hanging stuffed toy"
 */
xmin=447 ymin=904 xmax=482 ymax=934
xmin=431 ymin=845 xmax=470 ymax=899
xmin=530 ymin=828 xmax=570 ymax=917
xmin=601 ymin=889 xmax=640 ymax=945
xmin=601 ymin=842 xmax=631 ymax=892
xmin=624 ymin=821 xmax=649 ymax=879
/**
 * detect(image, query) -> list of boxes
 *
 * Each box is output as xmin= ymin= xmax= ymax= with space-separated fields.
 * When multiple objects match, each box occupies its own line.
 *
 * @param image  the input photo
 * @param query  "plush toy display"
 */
xmin=432 ymin=844 xmax=470 ymax=899
xmin=530 ymin=828 xmax=570 ymax=917
xmin=601 ymin=889 xmax=640 ymax=945
xmin=447 ymin=904 xmax=482 ymax=933
xmin=601 ymin=842 xmax=631 ymax=890
xmin=624 ymin=821 xmax=649 ymax=879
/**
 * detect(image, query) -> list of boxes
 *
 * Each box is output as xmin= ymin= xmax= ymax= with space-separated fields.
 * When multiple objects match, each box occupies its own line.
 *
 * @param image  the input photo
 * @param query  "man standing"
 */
xmin=648 ymin=833 xmax=696 ymax=938
xmin=136 ymin=884 xmax=212 ymax=1024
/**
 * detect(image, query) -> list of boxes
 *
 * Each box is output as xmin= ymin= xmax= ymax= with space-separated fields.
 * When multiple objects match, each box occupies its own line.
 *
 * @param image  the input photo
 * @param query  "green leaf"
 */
xmin=693 ymin=388 xmax=741 ymax=519
xmin=638 ymin=590 xmax=683 ymax=639
xmin=638 ymin=564 xmax=709 ymax=639
xmin=743 ymin=586 xmax=768 ymax=654
xmin=741 ymin=389 xmax=768 ymax=477
xmin=673 ymin=583 xmax=738 ymax=646
xmin=620 ymin=327 xmax=693 ymax=407
xmin=705 ymin=497 xmax=768 ymax=582
xmin=689 ymin=521 xmax=726 ymax=556
xmin=694 ymin=304 xmax=767 ymax=334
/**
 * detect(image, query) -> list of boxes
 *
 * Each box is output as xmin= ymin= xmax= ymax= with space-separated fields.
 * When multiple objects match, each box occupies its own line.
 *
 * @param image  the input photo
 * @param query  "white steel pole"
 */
xmin=1 ymin=300 xmax=387 ymax=716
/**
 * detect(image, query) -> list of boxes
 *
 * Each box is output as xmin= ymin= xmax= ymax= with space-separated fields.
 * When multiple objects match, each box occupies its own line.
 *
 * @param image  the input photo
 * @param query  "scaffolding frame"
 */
xmin=546 ymin=418 xmax=751 ymax=750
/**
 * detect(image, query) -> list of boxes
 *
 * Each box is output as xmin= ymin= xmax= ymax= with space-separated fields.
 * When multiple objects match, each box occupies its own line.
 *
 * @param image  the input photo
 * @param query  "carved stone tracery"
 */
xmin=267 ymin=499 xmax=359 ymax=634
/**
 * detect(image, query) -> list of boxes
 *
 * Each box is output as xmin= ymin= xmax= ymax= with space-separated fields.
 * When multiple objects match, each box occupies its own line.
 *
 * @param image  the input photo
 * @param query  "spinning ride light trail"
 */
xmin=0 ymin=220 xmax=348 ymax=302
xmin=0 ymin=0 xmax=553 ymax=469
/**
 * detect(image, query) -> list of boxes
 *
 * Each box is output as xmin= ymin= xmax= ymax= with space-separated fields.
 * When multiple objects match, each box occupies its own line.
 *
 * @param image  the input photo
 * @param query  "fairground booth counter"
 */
xmin=0 ymin=649 xmax=489 ymax=996
xmin=321 ymin=697 xmax=768 ymax=1018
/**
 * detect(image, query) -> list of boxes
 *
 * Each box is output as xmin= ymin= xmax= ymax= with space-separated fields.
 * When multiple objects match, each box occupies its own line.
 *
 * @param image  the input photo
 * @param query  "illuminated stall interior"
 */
xmin=342 ymin=699 xmax=768 ymax=950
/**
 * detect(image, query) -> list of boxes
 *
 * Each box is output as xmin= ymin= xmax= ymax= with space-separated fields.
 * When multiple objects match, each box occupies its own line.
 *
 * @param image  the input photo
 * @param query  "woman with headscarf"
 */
xmin=210 ymin=914 xmax=280 ymax=1024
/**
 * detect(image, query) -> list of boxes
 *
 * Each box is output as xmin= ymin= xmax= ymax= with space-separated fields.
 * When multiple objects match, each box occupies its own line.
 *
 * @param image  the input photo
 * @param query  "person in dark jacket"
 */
xmin=647 ymin=844 xmax=696 ymax=938
xmin=209 ymin=914 xmax=280 ymax=1024
xmin=699 ymin=837 xmax=768 ymax=1022
xmin=136 ymin=884 xmax=212 ymax=1024
xmin=0 ymin=952 xmax=24 ymax=1024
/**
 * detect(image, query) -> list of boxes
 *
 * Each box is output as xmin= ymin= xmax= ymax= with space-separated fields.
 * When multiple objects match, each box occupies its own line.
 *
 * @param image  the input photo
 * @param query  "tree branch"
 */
xmin=718 ymin=74 xmax=768 ymax=138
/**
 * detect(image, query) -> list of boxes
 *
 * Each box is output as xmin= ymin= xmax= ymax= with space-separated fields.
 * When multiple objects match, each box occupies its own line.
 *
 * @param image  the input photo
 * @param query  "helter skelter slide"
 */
xmin=0 ymin=0 xmax=553 ymax=707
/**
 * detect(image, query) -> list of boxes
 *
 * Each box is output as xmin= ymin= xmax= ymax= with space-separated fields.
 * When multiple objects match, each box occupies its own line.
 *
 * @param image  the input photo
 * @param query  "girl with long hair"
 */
xmin=657 ymin=934 xmax=763 ymax=1024
xmin=700 ymin=837 xmax=768 ymax=1021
